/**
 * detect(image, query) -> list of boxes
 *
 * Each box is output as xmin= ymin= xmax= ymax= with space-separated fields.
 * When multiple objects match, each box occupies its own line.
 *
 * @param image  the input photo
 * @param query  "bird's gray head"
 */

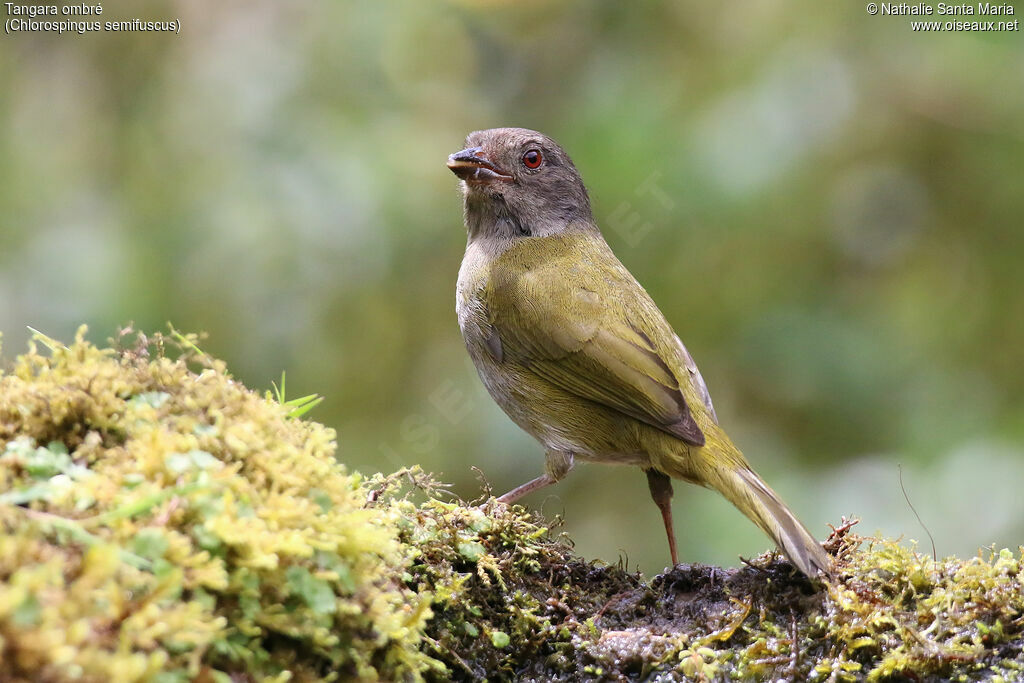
xmin=447 ymin=127 xmax=593 ymax=241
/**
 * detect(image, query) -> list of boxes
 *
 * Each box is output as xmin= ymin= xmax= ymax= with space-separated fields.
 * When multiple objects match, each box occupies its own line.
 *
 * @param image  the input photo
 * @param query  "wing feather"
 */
xmin=490 ymin=272 xmax=705 ymax=446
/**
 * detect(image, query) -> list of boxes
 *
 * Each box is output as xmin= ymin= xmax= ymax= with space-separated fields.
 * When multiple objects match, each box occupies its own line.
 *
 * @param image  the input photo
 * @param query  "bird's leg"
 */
xmin=497 ymin=451 xmax=574 ymax=504
xmin=496 ymin=475 xmax=555 ymax=503
xmin=646 ymin=469 xmax=678 ymax=567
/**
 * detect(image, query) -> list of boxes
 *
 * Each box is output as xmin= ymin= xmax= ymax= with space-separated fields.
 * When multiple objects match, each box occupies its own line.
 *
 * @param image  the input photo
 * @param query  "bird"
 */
xmin=447 ymin=127 xmax=832 ymax=577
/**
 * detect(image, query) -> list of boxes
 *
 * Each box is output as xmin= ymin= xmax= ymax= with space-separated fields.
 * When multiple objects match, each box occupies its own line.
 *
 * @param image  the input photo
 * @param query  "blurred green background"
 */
xmin=2 ymin=0 xmax=1022 ymax=575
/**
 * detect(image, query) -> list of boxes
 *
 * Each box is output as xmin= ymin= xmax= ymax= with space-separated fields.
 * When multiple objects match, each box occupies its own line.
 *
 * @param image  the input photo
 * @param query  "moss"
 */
xmin=0 ymin=328 xmax=437 ymax=682
xmin=408 ymin=505 xmax=1024 ymax=682
xmin=1 ymin=328 xmax=1022 ymax=681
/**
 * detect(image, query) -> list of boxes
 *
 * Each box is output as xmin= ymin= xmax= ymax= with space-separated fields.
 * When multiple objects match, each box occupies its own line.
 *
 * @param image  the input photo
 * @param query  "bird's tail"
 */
xmin=716 ymin=465 xmax=832 ymax=577
xmin=655 ymin=432 xmax=833 ymax=577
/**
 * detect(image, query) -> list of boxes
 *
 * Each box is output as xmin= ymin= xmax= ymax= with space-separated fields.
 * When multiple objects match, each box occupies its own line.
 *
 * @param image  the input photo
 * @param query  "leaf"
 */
xmin=12 ymin=595 xmax=41 ymax=627
xmin=128 ymin=392 xmax=171 ymax=410
xmin=271 ymin=371 xmax=324 ymax=419
xmin=282 ymin=393 xmax=323 ymax=420
xmin=457 ymin=540 xmax=486 ymax=562
xmin=131 ymin=529 xmax=169 ymax=560
xmin=0 ymin=482 xmax=53 ymax=505
xmin=165 ymin=450 xmax=222 ymax=475
xmin=285 ymin=566 xmax=337 ymax=615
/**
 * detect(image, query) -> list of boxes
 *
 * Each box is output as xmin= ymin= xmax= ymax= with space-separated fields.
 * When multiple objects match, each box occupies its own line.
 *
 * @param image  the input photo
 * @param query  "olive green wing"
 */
xmin=489 ymin=279 xmax=705 ymax=447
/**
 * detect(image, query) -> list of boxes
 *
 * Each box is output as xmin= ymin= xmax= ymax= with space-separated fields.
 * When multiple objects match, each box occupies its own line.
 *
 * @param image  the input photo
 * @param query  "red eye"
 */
xmin=522 ymin=149 xmax=542 ymax=169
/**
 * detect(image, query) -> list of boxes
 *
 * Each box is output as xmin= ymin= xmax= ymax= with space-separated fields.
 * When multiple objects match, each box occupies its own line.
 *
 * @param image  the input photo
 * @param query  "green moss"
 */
xmin=0 ymin=328 xmax=438 ymax=682
xmin=1 ymin=328 xmax=1022 ymax=681
xmin=409 ymin=505 xmax=1024 ymax=682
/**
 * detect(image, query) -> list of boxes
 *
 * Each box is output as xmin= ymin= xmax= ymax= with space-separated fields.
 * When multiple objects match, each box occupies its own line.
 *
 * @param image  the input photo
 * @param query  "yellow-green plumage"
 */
xmin=451 ymin=128 xmax=831 ymax=577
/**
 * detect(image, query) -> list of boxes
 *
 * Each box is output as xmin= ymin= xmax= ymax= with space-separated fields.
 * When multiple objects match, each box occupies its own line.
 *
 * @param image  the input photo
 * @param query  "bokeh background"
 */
xmin=2 ymin=0 xmax=1022 ymax=575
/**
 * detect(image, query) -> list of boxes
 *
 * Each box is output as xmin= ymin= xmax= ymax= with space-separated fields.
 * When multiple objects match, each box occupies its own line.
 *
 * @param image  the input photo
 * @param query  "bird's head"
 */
xmin=448 ymin=127 xmax=593 ymax=240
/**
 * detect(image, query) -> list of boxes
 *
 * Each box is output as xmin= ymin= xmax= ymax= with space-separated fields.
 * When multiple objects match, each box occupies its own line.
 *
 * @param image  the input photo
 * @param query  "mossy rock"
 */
xmin=0 ymin=329 xmax=1022 ymax=682
xmin=0 ymin=328 xmax=436 ymax=682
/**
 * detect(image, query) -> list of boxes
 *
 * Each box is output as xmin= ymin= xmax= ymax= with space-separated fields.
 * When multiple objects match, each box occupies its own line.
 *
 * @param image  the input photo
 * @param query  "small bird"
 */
xmin=448 ymin=128 xmax=831 ymax=577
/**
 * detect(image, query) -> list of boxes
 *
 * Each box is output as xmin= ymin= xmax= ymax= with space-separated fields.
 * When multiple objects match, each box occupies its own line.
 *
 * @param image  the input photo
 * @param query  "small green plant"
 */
xmin=269 ymin=371 xmax=324 ymax=419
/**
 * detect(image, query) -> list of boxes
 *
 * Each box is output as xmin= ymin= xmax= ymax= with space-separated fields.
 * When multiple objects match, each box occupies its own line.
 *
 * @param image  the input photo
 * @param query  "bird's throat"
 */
xmin=465 ymin=192 xmax=530 ymax=240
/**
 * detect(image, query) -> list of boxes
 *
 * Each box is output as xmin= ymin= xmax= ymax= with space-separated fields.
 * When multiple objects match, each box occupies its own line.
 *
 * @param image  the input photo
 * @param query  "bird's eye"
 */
xmin=522 ymin=149 xmax=543 ymax=169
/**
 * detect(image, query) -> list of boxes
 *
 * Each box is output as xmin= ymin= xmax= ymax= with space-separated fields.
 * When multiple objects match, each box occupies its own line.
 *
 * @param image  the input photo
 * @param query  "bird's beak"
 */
xmin=447 ymin=147 xmax=513 ymax=183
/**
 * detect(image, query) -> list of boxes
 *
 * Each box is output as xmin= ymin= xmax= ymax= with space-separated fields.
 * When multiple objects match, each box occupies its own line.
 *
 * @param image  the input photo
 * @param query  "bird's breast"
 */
xmin=456 ymin=243 xmax=491 ymax=339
